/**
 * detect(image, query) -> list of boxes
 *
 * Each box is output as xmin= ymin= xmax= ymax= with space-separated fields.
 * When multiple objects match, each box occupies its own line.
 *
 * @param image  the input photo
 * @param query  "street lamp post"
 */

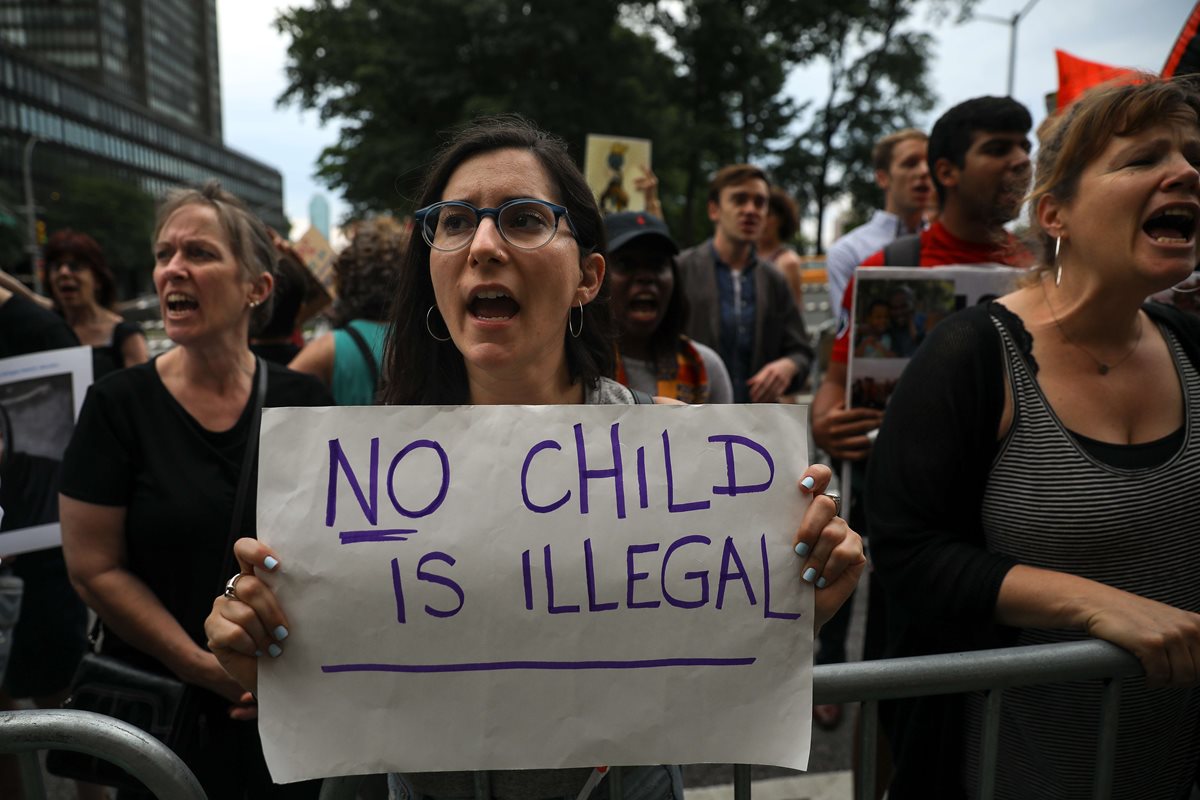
xmin=21 ymin=135 xmax=41 ymax=293
xmin=973 ymin=0 xmax=1043 ymax=97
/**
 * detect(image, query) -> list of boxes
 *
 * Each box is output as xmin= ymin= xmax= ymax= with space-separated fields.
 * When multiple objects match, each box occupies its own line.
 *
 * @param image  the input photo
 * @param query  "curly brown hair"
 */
xmin=333 ymin=216 xmax=409 ymax=324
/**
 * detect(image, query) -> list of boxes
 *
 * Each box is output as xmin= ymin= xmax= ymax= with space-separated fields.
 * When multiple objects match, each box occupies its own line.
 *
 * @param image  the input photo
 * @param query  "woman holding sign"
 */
xmin=59 ymin=182 xmax=330 ymax=797
xmin=206 ymin=117 xmax=865 ymax=799
xmin=867 ymin=78 xmax=1200 ymax=799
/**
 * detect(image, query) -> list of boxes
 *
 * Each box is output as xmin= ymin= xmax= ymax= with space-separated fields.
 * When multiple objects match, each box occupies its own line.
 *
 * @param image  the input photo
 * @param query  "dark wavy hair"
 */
xmin=766 ymin=187 xmax=799 ymax=242
xmin=380 ymin=116 xmax=613 ymax=405
xmin=333 ymin=216 xmax=408 ymax=325
xmin=44 ymin=229 xmax=116 ymax=308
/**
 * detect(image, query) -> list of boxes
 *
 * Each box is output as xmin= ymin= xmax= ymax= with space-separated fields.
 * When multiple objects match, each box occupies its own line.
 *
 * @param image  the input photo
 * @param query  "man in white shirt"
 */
xmin=824 ymin=129 xmax=932 ymax=309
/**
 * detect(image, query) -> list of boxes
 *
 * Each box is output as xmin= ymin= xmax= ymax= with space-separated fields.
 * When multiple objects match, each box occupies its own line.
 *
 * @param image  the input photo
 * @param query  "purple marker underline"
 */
xmin=321 ymin=657 xmax=756 ymax=674
xmin=339 ymin=529 xmax=417 ymax=544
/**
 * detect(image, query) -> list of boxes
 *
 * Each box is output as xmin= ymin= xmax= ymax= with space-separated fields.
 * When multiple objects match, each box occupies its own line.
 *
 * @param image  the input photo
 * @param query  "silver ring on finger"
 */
xmin=223 ymin=572 xmax=246 ymax=601
xmin=823 ymin=490 xmax=842 ymax=518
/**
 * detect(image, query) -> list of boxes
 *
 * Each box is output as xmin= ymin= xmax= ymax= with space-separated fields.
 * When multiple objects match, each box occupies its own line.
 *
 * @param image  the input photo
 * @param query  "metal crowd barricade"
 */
xmin=322 ymin=639 xmax=1142 ymax=800
xmin=3 ymin=640 xmax=1140 ymax=800
xmin=815 ymin=639 xmax=1143 ymax=800
xmin=0 ymin=708 xmax=207 ymax=800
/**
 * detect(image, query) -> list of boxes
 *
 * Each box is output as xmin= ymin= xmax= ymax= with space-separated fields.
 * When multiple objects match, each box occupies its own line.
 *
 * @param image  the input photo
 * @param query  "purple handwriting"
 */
xmin=321 ymin=656 xmax=757 ymax=673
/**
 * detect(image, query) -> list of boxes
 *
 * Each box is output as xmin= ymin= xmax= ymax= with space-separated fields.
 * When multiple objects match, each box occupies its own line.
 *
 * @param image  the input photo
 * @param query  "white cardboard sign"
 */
xmin=256 ymin=404 xmax=814 ymax=783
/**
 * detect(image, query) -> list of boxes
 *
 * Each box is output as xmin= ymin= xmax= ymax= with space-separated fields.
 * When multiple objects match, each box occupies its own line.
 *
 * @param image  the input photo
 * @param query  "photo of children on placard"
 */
xmin=584 ymin=134 xmax=652 ymax=214
xmin=853 ymin=278 xmax=957 ymax=360
xmin=847 ymin=267 xmax=1021 ymax=411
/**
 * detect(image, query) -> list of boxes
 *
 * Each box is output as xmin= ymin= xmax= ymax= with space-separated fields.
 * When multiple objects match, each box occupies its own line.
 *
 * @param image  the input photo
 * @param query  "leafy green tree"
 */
xmin=277 ymin=0 xmax=681 ymax=219
xmin=773 ymin=0 xmax=974 ymax=253
xmin=277 ymin=0 xmax=968 ymax=252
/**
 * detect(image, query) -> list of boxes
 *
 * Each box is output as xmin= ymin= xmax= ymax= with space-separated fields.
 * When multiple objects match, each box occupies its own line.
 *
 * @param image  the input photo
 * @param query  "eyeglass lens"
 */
xmin=423 ymin=201 xmax=558 ymax=251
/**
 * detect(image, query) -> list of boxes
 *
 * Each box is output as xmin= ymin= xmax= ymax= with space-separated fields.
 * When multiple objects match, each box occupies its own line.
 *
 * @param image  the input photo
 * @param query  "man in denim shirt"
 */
xmin=677 ymin=164 xmax=812 ymax=403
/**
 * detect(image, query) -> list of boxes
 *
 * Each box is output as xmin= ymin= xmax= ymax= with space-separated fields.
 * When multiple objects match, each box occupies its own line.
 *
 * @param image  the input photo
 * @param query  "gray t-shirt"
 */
xmin=619 ymin=341 xmax=733 ymax=403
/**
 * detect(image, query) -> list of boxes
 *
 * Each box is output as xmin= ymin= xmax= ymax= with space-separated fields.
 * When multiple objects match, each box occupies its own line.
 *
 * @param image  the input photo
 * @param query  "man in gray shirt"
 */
xmin=824 ymin=129 xmax=931 ymax=309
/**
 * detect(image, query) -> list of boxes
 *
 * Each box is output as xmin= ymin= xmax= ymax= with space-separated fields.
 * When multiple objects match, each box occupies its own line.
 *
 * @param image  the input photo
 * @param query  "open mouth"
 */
xmin=627 ymin=292 xmax=660 ymax=320
xmin=1143 ymin=206 xmax=1197 ymax=244
xmin=469 ymin=289 xmax=520 ymax=322
xmin=165 ymin=292 xmax=199 ymax=314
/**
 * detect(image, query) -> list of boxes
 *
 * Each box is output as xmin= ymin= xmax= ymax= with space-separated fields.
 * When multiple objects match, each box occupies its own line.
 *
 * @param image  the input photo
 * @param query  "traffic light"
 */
xmin=35 ymin=219 xmax=46 ymax=245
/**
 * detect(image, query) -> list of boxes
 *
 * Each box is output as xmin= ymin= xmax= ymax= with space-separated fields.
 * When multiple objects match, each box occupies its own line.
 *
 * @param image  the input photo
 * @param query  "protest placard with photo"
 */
xmin=846 ymin=266 xmax=1023 ymax=413
xmin=0 ymin=346 xmax=92 ymax=555
xmin=584 ymin=134 xmax=652 ymax=214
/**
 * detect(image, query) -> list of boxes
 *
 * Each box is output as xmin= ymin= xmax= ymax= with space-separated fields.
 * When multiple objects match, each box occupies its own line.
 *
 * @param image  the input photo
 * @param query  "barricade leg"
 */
xmin=1092 ymin=678 xmax=1122 ymax=800
xmin=977 ymin=688 xmax=1004 ymax=800
xmin=732 ymin=763 xmax=751 ymax=800
xmin=473 ymin=770 xmax=490 ymax=800
xmin=17 ymin=749 xmax=45 ymax=800
xmin=607 ymin=766 xmax=623 ymax=799
xmin=855 ymin=700 xmax=878 ymax=800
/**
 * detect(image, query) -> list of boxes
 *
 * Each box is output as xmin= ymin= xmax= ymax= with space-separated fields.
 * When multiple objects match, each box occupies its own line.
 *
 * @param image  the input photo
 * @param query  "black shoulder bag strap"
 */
xmin=341 ymin=323 xmax=380 ymax=397
xmin=221 ymin=356 xmax=268 ymax=580
xmin=882 ymin=233 xmax=922 ymax=267
xmin=630 ymin=388 xmax=654 ymax=404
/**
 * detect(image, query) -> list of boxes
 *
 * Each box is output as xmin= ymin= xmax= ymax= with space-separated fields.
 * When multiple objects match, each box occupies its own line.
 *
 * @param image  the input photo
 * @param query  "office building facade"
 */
xmin=0 ymin=0 xmax=286 ymax=288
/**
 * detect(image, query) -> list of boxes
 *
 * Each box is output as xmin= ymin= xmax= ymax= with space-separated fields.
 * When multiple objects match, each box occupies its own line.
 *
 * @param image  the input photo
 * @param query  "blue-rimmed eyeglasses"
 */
xmin=414 ymin=198 xmax=579 ymax=252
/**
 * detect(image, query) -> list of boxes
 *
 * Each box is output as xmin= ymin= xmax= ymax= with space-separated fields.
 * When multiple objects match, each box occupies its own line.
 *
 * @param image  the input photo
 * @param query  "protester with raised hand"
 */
xmin=868 ymin=77 xmax=1200 ymax=799
xmin=59 ymin=182 xmax=329 ymax=798
xmin=45 ymin=229 xmax=149 ymax=377
xmin=206 ymin=117 xmax=865 ymax=799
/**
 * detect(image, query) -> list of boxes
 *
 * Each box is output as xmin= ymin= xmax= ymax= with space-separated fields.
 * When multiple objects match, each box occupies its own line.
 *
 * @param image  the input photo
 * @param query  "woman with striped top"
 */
xmin=867 ymin=77 xmax=1200 ymax=799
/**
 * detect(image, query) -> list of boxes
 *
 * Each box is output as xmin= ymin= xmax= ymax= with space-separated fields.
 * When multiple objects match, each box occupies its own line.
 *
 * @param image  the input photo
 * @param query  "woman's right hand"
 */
xmin=204 ymin=537 xmax=292 ymax=695
xmin=1081 ymin=591 xmax=1200 ymax=689
xmin=999 ymin=564 xmax=1200 ymax=689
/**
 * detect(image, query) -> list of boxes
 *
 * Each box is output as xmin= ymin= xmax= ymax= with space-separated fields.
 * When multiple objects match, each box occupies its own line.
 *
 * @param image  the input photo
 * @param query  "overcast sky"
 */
xmin=216 ymin=0 xmax=1197 ymax=244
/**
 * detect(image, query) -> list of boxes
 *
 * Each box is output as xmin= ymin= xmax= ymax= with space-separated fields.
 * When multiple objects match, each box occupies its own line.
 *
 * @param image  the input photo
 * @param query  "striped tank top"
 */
xmin=966 ymin=310 xmax=1200 ymax=800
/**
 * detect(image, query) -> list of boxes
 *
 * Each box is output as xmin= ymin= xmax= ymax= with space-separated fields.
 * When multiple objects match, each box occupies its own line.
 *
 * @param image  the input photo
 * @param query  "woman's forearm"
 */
xmin=74 ymin=565 xmax=210 ymax=682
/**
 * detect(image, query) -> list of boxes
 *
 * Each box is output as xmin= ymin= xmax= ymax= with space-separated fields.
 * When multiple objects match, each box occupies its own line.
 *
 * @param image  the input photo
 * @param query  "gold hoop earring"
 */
xmin=426 ymin=305 xmax=451 ymax=342
xmin=568 ymin=300 xmax=583 ymax=339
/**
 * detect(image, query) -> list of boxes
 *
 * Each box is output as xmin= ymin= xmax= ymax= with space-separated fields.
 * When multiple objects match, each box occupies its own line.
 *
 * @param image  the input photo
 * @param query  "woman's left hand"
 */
xmin=794 ymin=464 xmax=866 ymax=633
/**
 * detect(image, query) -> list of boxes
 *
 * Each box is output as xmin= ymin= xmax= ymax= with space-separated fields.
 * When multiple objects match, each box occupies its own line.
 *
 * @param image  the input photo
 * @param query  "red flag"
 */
xmin=1056 ymin=50 xmax=1138 ymax=111
xmin=1163 ymin=0 xmax=1200 ymax=78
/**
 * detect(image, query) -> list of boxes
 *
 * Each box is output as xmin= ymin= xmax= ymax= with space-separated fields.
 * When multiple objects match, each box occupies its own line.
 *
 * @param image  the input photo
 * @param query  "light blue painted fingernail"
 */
xmin=273 ymin=625 xmax=289 ymax=641
xmin=255 ymin=649 xmax=263 ymax=658
xmin=263 ymin=556 xmax=279 ymax=570
xmin=268 ymin=644 xmax=282 ymax=658
xmin=801 ymin=476 xmax=815 ymax=490
xmin=817 ymin=577 xmax=828 ymax=589
xmin=803 ymin=567 xmax=818 ymax=583
xmin=794 ymin=542 xmax=810 ymax=557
